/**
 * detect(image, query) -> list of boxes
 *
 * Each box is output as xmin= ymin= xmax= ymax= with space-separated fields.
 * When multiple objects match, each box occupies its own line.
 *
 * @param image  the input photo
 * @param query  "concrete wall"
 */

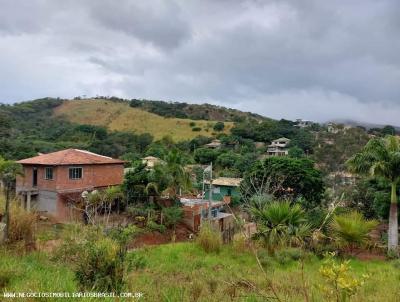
xmin=37 ymin=190 xmax=57 ymax=213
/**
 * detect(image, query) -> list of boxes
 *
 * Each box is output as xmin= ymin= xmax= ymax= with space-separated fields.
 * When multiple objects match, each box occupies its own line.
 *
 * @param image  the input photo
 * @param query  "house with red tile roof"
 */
xmin=16 ymin=149 xmax=125 ymax=221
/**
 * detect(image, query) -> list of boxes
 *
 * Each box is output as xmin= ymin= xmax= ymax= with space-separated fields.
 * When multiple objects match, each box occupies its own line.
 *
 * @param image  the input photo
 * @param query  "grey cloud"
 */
xmin=87 ymin=0 xmax=191 ymax=50
xmin=1 ymin=0 xmax=400 ymax=125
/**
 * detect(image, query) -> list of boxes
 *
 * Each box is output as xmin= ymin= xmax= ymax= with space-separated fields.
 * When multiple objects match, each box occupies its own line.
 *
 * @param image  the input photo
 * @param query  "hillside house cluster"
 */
xmin=16 ymin=149 xmax=124 ymax=221
xmin=267 ymin=137 xmax=291 ymax=156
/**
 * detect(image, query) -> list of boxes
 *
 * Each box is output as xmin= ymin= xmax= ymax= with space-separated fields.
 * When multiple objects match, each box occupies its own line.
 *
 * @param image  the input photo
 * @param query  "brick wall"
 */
xmin=16 ymin=163 xmax=124 ymax=192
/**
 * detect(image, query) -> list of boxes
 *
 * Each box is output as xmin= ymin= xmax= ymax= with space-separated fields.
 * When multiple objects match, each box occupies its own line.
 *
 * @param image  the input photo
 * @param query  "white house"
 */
xmin=267 ymin=137 xmax=291 ymax=156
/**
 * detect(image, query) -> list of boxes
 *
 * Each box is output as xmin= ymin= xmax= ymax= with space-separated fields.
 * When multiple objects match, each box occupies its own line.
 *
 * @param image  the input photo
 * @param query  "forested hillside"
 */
xmin=0 ymin=96 xmax=394 ymax=178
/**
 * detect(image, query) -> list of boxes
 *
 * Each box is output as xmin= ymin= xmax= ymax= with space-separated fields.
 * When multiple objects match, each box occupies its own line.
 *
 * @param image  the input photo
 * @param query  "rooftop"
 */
xmin=17 ymin=149 xmax=125 ymax=165
xmin=205 ymin=177 xmax=243 ymax=187
xmin=272 ymin=137 xmax=291 ymax=142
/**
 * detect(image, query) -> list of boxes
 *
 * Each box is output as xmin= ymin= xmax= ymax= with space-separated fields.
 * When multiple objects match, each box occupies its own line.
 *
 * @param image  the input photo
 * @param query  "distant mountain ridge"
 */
xmin=329 ymin=119 xmax=400 ymax=131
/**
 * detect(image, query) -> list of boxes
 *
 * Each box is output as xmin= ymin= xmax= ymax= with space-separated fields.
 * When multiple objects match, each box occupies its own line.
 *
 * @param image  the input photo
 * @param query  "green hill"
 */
xmin=54 ymin=99 xmax=234 ymax=141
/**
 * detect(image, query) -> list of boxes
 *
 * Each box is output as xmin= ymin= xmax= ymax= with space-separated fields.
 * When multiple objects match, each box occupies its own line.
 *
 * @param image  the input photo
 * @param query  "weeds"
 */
xmin=196 ymin=222 xmax=222 ymax=253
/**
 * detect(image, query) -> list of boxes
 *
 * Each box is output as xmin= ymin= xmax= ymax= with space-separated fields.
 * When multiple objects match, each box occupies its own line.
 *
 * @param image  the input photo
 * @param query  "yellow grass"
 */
xmin=54 ymin=100 xmax=233 ymax=141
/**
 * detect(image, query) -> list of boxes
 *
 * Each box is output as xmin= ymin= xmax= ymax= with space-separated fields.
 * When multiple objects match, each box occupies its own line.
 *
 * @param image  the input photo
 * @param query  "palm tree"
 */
xmin=347 ymin=135 xmax=400 ymax=252
xmin=152 ymin=149 xmax=192 ymax=198
xmin=0 ymin=157 xmax=23 ymax=241
xmin=249 ymin=195 xmax=311 ymax=250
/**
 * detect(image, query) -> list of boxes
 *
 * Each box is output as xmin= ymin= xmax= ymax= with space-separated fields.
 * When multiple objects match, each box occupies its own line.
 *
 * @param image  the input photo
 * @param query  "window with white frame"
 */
xmin=45 ymin=167 xmax=53 ymax=180
xmin=69 ymin=167 xmax=83 ymax=179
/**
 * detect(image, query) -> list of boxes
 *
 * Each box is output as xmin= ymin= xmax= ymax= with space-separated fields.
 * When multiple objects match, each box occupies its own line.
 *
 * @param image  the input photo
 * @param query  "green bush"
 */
xmin=250 ymin=198 xmax=312 ymax=251
xmin=189 ymin=122 xmax=196 ymax=127
xmin=75 ymin=237 xmax=125 ymax=292
xmin=213 ymin=122 xmax=225 ymax=132
xmin=54 ymin=225 xmax=138 ymax=293
xmin=147 ymin=220 xmax=166 ymax=233
xmin=196 ymin=222 xmax=222 ymax=253
xmin=192 ymin=127 xmax=202 ymax=132
xmin=330 ymin=211 xmax=378 ymax=254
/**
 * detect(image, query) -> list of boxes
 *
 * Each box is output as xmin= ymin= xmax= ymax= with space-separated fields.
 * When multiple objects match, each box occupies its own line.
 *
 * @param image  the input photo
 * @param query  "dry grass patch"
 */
xmin=54 ymin=99 xmax=233 ymax=141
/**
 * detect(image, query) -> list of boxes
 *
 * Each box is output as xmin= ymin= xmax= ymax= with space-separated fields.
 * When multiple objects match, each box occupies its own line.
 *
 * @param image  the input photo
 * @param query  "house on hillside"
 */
xmin=180 ymin=198 xmax=234 ymax=242
xmin=142 ymin=156 xmax=164 ymax=169
xmin=205 ymin=139 xmax=222 ymax=149
xmin=329 ymin=171 xmax=358 ymax=185
xmin=267 ymin=137 xmax=291 ymax=156
xmin=204 ymin=177 xmax=242 ymax=203
xmin=16 ymin=149 xmax=125 ymax=221
xmin=295 ymin=119 xmax=313 ymax=128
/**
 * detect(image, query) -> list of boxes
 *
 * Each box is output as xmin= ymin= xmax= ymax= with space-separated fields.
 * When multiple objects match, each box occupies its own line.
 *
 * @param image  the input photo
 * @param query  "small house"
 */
xmin=16 ymin=149 xmax=125 ymax=221
xmin=142 ymin=156 xmax=164 ymax=169
xmin=205 ymin=139 xmax=222 ymax=149
xmin=180 ymin=198 xmax=235 ymax=242
xmin=267 ymin=137 xmax=291 ymax=156
xmin=295 ymin=119 xmax=313 ymax=128
xmin=204 ymin=177 xmax=242 ymax=203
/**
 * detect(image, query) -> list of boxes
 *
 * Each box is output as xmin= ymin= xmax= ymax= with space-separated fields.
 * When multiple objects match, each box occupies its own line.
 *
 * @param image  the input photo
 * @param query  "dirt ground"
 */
xmin=130 ymin=222 xmax=193 ymax=248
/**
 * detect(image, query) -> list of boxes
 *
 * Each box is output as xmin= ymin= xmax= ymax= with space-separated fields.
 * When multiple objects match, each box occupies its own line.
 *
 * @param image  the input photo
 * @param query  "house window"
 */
xmin=45 ymin=167 xmax=53 ymax=180
xmin=69 ymin=167 xmax=83 ymax=180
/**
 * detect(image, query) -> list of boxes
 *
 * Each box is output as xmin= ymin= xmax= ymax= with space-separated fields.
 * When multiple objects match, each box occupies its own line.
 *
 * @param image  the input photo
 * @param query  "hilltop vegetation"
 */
xmin=128 ymin=98 xmax=267 ymax=122
xmin=54 ymin=99 xmax=233 ymax=141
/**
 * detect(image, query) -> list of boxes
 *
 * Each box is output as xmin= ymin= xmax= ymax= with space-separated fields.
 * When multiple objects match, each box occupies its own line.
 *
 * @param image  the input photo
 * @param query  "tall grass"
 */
xmin=196 ymin=222 xmax=222 ymax=253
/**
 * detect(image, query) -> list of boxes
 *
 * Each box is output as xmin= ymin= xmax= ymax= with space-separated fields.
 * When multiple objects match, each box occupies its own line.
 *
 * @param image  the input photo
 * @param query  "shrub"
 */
xmin=75 ymin=237 xmax=124 ymax=292
xmin=147 ymin=220 xmax=166 ymax=233
xmin=162 ymin=206 xmax=183 ymax=229
xmin=55 ymin=225 xmax=140 ymax=293
xmin=330 ymin=211 xmax=378 ymax=254
xmin=8 ymin=204 xmax=36 ymax=247
xmin=196 ymin=222 xmax=222 ymax=253
xmin=250 ymin=197 xmax=312 ymax=251
xmin=192 ymin=127 xmax=202 ymax=132
xmin=319 ymin=252 xmax=369 ymax=302
xmin=213 ymin=122 xmax=225 ymax=132
xmin=189 ymin=122 xmax=196 ymax=127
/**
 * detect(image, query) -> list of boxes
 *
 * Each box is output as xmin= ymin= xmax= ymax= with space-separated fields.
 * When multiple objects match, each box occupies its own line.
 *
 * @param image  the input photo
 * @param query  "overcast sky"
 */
xmin=1 ymin=0 xmax=399 ymax=124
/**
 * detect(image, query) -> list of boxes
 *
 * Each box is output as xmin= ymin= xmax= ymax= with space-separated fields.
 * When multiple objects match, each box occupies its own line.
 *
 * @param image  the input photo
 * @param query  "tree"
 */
xmin=330 ymin=211 xmax=378 ymax=255
xmin=216 ymin=151 xmax=240 ymax=168
xmin=381 ymin=125 xmax=396 ymax=136
xmin=288 ymin=146 xmax=305 ymax=158
xmin=0 ymin=157 xmax=23 ymax=241
xmin=241 ymin=157 xmax=325 ymax=209
xmin=152 ymin=149 xmax=192 ymax=197
xmin=162 ymin=206 xmax=183 ymax=241
xmin=213 ymin=122 xmax=225 ymax=132
xmin=194 ymin=148 xmax=218 ymax=164
xmin=347 ymin=135 xmax=400 ymax=252
xmin=122 ymin=161 xmax=152 ymax=204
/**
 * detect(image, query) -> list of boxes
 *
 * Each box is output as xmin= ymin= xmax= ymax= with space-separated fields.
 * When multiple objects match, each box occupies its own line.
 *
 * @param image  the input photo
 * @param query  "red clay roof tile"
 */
xmin=17 ymin=149 xmax=125 ymax=165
